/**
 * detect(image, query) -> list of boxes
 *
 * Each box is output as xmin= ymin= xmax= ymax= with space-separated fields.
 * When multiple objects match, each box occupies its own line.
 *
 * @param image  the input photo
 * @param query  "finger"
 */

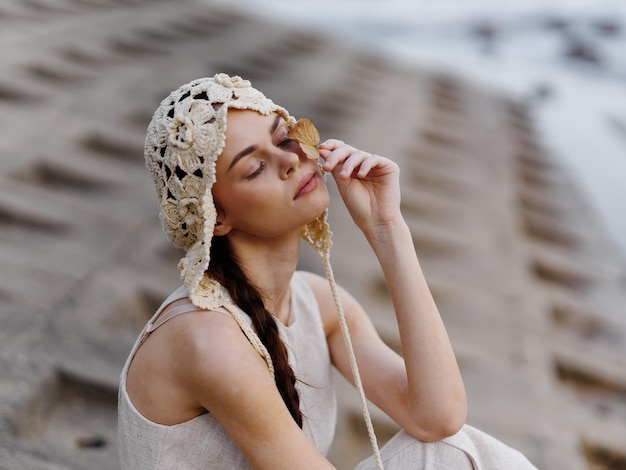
xmin=318 ymin=139 xmax=345 ymax=150
xmin=321 ymin=144 xmax=358 ymax=171
xmin=318 ymin=139 xmax=349 ymax=167
xmin=355 ymin=154 xmax=380 ymax=178
xmin=337 ymin=150 xmax=375 ymax=178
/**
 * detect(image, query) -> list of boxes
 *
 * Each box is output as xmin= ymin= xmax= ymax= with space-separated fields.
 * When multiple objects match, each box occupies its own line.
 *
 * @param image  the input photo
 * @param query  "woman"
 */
xmin=118 ymin=73 xmax=538 ymax=469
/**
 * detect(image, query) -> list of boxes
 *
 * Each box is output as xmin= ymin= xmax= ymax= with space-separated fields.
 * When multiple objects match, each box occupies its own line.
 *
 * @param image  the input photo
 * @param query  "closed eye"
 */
xmin=246 ymin=161 xmax=266 ymax=179
xmin=279 ymin=138 xmax=301 ymax=152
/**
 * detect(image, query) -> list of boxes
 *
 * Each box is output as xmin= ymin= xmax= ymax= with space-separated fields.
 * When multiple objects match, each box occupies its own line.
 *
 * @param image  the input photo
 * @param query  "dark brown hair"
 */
xmin=207 ymin=235 xmax=303 ymax=427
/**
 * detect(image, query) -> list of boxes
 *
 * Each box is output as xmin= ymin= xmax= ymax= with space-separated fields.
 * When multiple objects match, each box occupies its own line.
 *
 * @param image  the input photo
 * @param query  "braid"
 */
xmin=208 ymin=236 xmax=303 ymax=427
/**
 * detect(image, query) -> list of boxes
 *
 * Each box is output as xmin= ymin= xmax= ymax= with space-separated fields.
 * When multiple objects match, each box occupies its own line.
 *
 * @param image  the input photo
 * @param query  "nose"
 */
xmin=278 ymin=148 xmax=301 ymax=180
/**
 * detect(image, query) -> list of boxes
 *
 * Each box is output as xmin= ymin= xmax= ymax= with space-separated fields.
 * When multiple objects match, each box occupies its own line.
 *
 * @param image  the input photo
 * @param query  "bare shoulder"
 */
xmin=126 ymin=306 xmax=267 ymax=424
xmin=172 ymin=309 xmax=271 ymax=388
xmin=177 ymin=309 xmax=288 ymax=415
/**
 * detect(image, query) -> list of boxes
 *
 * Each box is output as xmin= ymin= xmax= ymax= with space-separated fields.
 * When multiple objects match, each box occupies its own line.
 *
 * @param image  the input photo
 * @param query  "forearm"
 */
xmin=365 ymin=218 xmax=467 ymax=436
xmin=319 ymin=141 xmax=466 ymax=436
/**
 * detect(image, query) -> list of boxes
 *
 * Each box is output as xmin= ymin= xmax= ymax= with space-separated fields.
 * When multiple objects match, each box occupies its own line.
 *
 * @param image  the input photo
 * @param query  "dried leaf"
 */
xmin=288 ymin=118 xmax=320 ymax=160
xmin=288 ymin=118 xmax=320 ymax=147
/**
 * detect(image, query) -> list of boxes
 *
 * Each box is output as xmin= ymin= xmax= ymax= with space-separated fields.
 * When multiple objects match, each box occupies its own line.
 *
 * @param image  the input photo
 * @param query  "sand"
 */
xmin=1 ymin=1 xmax=625 ymax=469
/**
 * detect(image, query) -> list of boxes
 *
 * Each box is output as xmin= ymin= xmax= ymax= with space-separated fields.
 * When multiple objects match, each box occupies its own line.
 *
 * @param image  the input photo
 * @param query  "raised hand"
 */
xmin=318 ymin=139 xmax=402 ymax=234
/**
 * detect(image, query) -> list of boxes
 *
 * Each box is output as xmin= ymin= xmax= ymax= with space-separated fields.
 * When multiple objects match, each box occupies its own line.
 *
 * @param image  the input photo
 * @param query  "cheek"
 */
xmin=213 ymin=183 xmax=273 ymax=219
xmin=228 ymin=192 xmax=264 ymax=214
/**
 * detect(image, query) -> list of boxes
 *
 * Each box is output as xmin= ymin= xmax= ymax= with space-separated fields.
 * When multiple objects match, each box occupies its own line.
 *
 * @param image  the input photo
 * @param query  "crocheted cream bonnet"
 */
xmin=145 ymin=73 xmax=383 ymax=468
xmin=145 ymin=73 xmax=331 ymax=311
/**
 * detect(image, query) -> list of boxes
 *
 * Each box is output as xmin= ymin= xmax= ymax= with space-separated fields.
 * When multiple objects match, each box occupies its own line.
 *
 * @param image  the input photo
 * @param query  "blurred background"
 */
xmin=1 ymin=0 xmax=625 ymax=469
xmin=223 ymin=0 xmax=626 ymax=258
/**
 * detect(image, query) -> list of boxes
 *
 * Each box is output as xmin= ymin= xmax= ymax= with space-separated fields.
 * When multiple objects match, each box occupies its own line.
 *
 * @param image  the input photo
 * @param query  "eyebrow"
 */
xmin=227 ymin=114 xmax=281 ymax=172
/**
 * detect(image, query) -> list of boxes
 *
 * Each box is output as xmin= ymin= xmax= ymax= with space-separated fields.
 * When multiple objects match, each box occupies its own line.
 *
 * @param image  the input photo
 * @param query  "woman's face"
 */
xmin=212 ymin=110 xmax=329 ymax=241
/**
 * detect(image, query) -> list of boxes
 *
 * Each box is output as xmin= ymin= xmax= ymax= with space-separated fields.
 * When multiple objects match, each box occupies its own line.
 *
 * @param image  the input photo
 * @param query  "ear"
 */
xmin=213 ymin=219 xmax=232 ymax=236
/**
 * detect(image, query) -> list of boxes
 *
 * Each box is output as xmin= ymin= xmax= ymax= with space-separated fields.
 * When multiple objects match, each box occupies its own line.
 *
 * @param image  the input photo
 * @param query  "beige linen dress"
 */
xmin=118 ymin=272 xmax=538 ymax=469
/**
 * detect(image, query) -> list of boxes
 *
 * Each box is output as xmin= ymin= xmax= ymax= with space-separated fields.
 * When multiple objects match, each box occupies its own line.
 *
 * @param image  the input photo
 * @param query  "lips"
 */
xmin=294 ymin=173 xmax=317 ymax=200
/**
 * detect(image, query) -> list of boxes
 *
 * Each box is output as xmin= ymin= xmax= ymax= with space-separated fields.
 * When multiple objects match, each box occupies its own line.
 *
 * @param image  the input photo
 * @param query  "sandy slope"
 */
xmin=0 ymin=1 xmax=625 ymax=469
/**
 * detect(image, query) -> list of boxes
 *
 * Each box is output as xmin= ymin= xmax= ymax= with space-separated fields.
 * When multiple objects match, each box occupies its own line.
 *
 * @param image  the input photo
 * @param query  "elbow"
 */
xmin=434 ymin=406 xmax=467 ymax=440
xmin=405 ymin=401 xmax=468 ymax=442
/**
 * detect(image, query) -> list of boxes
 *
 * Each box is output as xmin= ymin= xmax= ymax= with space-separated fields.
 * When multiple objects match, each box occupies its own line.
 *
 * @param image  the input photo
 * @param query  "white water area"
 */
xmin=214 ymin=0 xmax=626 ymax=258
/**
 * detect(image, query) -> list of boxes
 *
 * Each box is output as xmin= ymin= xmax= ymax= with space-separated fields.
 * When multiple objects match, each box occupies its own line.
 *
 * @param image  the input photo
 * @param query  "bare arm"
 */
xmin=316 ymin=140 xmax=467 ymax=441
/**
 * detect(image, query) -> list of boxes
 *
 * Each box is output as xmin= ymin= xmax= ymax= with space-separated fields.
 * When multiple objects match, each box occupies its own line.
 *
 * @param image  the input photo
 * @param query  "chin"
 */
xmin=303 ymin=200 xmax=329 ymax=229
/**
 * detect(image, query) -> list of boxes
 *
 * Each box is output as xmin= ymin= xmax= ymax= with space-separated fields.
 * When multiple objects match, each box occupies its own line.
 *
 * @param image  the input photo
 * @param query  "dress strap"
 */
xmin=147 ymin=302 xmax=200 ymax=333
